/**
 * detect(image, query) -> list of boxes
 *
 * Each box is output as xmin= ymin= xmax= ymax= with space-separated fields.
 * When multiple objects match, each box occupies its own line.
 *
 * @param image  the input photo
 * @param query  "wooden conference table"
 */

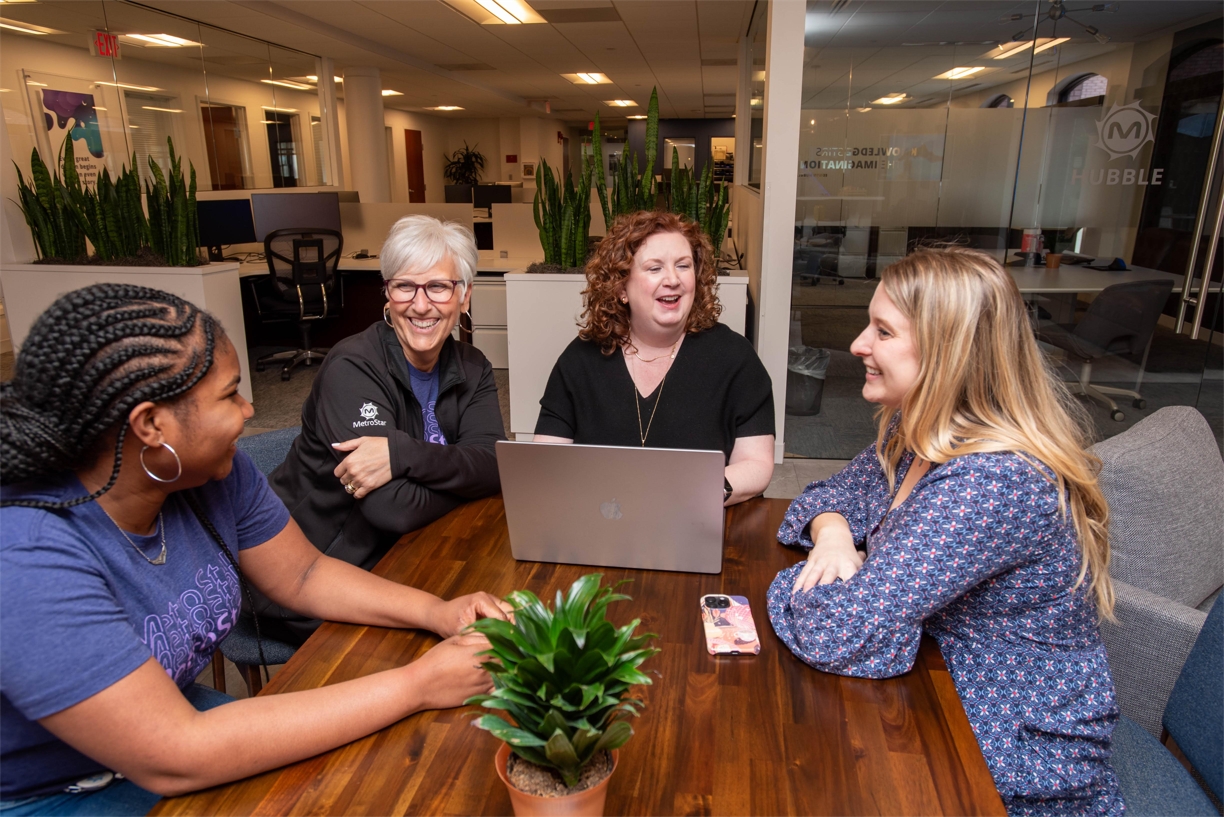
xmin=150 ymin=497 xmax=1006 ymax=816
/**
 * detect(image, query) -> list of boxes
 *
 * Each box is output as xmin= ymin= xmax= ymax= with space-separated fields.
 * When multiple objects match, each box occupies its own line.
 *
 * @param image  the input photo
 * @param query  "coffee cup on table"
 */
xmin=1045 ymin=253 xmax=1063 ymax=269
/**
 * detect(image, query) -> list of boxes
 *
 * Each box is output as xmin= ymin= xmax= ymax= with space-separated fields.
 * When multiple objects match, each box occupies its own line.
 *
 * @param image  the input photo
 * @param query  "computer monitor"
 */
xmin=196 ymin=199 xmax=256 ymax=262
xmin=473 ymin=184 xmax=513 ymax=211
xmin=250 ymin=192 xmax=342 ymax=242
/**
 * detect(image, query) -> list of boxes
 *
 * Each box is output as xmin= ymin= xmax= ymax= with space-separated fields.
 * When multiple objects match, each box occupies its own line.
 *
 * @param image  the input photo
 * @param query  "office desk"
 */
xmin=1009 ymin=263 xmax=1217 ymax=295
xmin=149 ymin=497 xmax=1005 ymax=817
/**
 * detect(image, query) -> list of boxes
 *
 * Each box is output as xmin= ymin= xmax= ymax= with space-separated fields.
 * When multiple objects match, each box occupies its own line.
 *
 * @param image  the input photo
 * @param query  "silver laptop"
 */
xmin=496 ymin=441 xmax=726 ymax=574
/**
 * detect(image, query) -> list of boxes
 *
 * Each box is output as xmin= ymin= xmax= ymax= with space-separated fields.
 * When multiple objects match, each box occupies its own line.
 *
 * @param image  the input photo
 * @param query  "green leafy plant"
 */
xmin=466 ymin=574 xmax=660 ymax=789
xmin=144 ymin=137 xmax=200 ymax=266
xmin=75 ymin=156 xmax=150 ymax=262
xmin=668 ymin=146 xmax=730 ymax=260
xmin=13 ymin=141 xmax=88 ymax=261
xmin=443 ymin=141 xmax=486 ymax=186
xmin=533 ymin=157 xmax=592 ymax=268
xmin=592 ymin=87 xmax=660 ymax=231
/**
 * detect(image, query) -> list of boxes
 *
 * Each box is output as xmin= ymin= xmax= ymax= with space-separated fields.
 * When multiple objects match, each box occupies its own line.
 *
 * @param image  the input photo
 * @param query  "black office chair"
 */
xmin=254 ymin=228 xmax=343 ymax=381
xmin=1036 ymin=279 xmax=1174 ymax=422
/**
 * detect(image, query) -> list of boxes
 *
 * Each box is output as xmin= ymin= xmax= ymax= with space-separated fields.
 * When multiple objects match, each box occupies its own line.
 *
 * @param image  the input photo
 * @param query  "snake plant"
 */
xmin=593 ymin=87 xmax=660 ymax=231
xmin=668 ymin=147 xmax=730 ymax=260
xmin=466 ymin=574 xmax=660 ymax=789
xmin=533 ymin=157 xmax=593 ymax=268
xmin=13 ymin=142 xmax=88 ymax=261
xmin=145 ymin=137 xmax=200 ymax=266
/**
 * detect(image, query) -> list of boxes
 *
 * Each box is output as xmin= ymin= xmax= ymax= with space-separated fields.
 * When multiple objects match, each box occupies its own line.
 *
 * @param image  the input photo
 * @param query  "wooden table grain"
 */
xmin=150 ymin=496 xmax=1006 ymax=816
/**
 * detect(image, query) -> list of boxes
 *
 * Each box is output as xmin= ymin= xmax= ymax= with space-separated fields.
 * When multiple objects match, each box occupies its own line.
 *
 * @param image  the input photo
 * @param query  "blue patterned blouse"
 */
xmin=767 ymin=442 xmax=1124 ymax=816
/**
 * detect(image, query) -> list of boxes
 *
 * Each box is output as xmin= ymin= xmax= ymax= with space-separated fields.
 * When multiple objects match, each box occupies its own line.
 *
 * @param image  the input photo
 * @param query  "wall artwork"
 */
xmin=22 ymin=70 xmax=124 ymax=187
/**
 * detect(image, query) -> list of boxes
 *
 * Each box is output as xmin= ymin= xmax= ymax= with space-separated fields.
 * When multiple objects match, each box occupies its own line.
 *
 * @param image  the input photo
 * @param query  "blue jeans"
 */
xmin=0 ymin=684 xmax=235 ymax=817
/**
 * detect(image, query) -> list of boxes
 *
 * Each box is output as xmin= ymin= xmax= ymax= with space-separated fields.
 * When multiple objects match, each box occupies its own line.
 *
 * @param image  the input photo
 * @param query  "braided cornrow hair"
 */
xmin=1 ymin=283 xmax=218 ymax=509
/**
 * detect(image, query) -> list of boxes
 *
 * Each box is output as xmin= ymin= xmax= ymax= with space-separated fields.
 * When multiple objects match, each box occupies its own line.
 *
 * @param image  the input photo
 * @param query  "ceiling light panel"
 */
xmin=382 ymin=89 xmax=403 ymax=96
xmin=262 ymin=78 xmax=315 ymax=90
xmin=933 ymin=66 xmax=985 ymax=80
xmin=426 ymin=105 xmax=464 ymax=111
xmin=142 ymin=105 xmax=182 ymax=113
xmin=872 ymin=94 xmax=908 ymax=105
xmin=121 ymin=33 xmax=201 ymax=47
xmin=988 ymin=38 xmax=1068 ymax=59
xmin=562 ymin=72 xmax=611 ymax=85
xmin=0 ymin=20 xmax=56 ymax=34
xmin=95 ymin=80 xmax=162 ymax=91
xmin=442 ymin=0 xmax=545 ymax=25
xmin=604 ymin=99 xmax=637 ymax=107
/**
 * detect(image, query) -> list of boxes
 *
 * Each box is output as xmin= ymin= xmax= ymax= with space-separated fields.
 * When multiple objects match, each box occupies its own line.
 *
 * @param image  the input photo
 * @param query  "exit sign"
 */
xmin=89 ymin=30 xmax=121 ymax=59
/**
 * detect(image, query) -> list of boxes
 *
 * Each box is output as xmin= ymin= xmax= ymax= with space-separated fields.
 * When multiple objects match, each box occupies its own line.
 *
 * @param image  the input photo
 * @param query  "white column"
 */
xmin=757 ymin=0 xmax=805 ymax=463
xmin=343 ymin=66 xmax=391 ymax=203
xmin=734 ymin=33 xmax=751 ymax=188
xmin=315 ymin=57 xmax=344 ymax=189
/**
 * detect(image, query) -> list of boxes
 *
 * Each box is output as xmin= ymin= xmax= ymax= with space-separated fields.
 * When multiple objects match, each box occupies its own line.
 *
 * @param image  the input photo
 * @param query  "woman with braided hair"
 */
xmin=0 ymin=284 xmax=510 ymax=815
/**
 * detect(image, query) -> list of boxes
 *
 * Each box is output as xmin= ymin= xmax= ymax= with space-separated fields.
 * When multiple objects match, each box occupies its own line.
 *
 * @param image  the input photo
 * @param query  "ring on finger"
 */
xmin=345 ymin=481 xmax=357 ymax=494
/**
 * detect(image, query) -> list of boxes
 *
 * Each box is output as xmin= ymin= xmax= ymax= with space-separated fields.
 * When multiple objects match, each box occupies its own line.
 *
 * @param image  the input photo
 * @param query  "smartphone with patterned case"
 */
xmin=700 ymin=594 xmax=761 ymax=655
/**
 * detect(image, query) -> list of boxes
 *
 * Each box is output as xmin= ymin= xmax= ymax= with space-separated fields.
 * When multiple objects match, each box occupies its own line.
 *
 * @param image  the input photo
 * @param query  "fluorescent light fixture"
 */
xmin=262 ymin=105 xmax=297 ymax=113
xmin=142 ymin=105 xmax=182 ymax=113
xmin=991 ymin=37 xmax=1068 ymax=59
xmin=873 ymin=94 xmax=908 ymax=104
xmin=381 ymin=89 xmax=403 ymax=96
xmin=857 ymin=107 xmax=872 ymax=112
xmin=0 ymin=1 xmax=42 ymax=4
xmin=305 ymin=75 xmax=344 ymax=83
xmin=626 ymin=114 xmax=647 ymax=119
xmin=563 ymin=72 xmax=610 ymax=85
xmin=25 ymin=80 xmax=47 ymax=86
xmin=95 ymin=80 xmax=162 ymax=91
xmin=262 ymin=78 xmax=314 ymax=90
xmin=475 ymin=0 xmax=518 ymax=23
xmin=604 ymin=99 xmax=637 ymax=107
xmin=0 ymin=20 xmax=55 ymax=34
xmin=933 ymin=66 xmax=985 ymax=80
xmin=121 ymin=33 xmax=200 ymax=47
xmin=426 ymin=105 xmax=464 ymax=111
xmin=128 ymin=124 xmax=139 ymax=128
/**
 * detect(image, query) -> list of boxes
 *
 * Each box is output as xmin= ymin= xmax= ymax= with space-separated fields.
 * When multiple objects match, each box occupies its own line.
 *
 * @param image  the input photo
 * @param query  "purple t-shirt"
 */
xmin=0 ymin=451 xmax=289 ymax=799
xmin=407 ymin=361 xmax=448 ymax=446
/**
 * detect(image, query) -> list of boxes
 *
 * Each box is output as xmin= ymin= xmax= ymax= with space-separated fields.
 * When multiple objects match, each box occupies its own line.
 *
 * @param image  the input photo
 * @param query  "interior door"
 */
xmin=404 ymin=129 xmax=426 ymax=203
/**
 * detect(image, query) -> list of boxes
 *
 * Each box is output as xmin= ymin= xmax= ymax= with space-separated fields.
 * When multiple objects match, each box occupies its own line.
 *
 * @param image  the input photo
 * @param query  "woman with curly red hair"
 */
xmin=534 ymin=210 xmax=774 ymax=506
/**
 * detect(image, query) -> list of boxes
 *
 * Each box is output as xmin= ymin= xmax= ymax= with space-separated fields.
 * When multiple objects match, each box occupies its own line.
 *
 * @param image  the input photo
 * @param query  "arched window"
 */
xmin=1168 ymin=41 xmax=1223 ymax=83
xmin=981 ymin=94 xmax=1014 ymax=109
xmin=1059 ymin=73 xmax=1108 ymax=104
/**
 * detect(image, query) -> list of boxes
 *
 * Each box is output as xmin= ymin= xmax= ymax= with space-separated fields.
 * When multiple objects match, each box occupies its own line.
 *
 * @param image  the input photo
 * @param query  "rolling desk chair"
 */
xmin=1036 ymin=279 xmax=1173 ymax=421
xmin=253 ymin=228 xmax=343 ymax=381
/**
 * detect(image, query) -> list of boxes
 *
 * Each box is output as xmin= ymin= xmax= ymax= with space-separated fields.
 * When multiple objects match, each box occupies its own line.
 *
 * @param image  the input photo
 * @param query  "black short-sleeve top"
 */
xmin=535 ymin=323 xmax=775 ymax=462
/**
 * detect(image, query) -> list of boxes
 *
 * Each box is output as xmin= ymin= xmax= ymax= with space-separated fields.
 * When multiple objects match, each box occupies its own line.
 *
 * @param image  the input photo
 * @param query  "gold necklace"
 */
xmin=101 ymin=506 xmax=167 ymax=565
xmin=626 ymin=336 xmax=680 ymax=364
xmin=634 ymin=374 xmax=669 ymax=446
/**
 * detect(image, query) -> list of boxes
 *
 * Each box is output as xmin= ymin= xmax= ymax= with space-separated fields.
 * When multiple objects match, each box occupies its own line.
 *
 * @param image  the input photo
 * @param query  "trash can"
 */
xmin=785 ymin=346 xmax=830 ymax=416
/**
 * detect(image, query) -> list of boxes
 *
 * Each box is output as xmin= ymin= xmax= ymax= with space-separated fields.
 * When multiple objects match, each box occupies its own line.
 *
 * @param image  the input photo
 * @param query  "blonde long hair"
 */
xmin=875 ymin=248 xmax=1113 ymax=619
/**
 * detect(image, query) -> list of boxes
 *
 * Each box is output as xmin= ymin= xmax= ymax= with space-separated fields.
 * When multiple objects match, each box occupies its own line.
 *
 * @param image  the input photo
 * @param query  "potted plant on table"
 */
xmin=466 ymin=573 xmax=660 ymax=817
xmin=442 ymin=140 xmax=486 ymax=203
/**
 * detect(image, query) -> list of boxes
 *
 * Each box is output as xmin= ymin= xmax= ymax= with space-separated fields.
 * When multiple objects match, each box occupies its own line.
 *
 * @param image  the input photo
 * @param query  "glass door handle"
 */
xmin=1188 ymin=191 xmax=1224 ymax=341
xmin=1176 ymin=101 xmax=1224 ymax=336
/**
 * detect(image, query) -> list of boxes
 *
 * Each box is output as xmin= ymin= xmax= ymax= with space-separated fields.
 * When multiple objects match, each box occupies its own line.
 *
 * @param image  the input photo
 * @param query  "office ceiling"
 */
xmin=2 ymin=1 xmax=1218 ymax=125
xmin=0 ymin=0 xmax=755 ymax=126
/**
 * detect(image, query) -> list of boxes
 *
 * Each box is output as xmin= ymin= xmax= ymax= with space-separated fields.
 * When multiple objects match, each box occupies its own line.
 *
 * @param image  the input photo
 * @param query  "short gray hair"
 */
xmin=380 ymin=215 xmax=477 ymax=290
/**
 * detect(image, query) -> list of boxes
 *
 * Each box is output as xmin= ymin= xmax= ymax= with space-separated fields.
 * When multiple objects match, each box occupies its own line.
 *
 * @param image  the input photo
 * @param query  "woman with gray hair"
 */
xmin=259 ymin=215 xmax=505 ymax=645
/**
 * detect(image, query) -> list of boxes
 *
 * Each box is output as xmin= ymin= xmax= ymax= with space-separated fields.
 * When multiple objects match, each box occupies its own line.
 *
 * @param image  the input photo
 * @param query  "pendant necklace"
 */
xmin=628 ymin=336 xmax=681 ymax=446
xmin=101 ymin=506 xmax=167 ymax=565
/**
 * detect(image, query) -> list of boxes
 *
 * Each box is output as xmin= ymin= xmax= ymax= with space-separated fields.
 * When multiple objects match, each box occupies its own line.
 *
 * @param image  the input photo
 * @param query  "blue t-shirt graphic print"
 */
xmin=407 ymin=362 xmax=448 ymax=445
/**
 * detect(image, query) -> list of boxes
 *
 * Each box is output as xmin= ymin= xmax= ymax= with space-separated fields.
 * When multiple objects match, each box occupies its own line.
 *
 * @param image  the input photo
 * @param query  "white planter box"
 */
xmin=0 ymin=261 xmax=253 ymax=403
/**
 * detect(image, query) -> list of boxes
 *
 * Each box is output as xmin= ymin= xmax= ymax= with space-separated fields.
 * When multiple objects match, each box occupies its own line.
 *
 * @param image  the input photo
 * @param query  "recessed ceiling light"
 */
xmin=627 ymin=115 xmax=647 ymax=119
xmin=563 ymin=72 xmax=610 ymax=85
xmin=0 ymin=20 xmax=56 ymax=34
xmin=873 ymin=94 xmax=908 ymax=105
xmin=426 ymin=105 xmax=464 ymax=111
xmin=262 ymin=78 xmax=315 ymax=91
xmin=141 ymin=105 xmax=182 ymax=113
xmin=933 ymin=66 xmax=985 ymax=80
xmin=990 ymin=37 xmax=1068 ymax=59
xmin=95 ymin=81 xmax=162 ymax=91
xmin=604 ymin=99 xmax=637 ymax=107
xmin=382 ymin=89 xmax=404 ymax=96
xmin=120 ymin=33 xmax=201 ymax=47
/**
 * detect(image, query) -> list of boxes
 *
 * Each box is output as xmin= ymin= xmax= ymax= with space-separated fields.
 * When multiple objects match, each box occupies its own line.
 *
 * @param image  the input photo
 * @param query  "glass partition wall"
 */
xmin=0 ymin=0 xmax=332 ymax=193
xmin=785 ymin=1 xmax=1223 ymax=459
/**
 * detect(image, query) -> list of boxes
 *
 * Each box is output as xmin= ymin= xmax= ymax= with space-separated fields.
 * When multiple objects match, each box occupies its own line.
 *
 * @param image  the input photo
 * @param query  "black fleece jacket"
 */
xmin=258 ymin=322 xmax=504 ymax=644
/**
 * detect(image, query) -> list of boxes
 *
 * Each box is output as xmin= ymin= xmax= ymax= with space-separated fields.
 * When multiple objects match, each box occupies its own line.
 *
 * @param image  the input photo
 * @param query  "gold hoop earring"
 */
xmin=383 ymin=304 xmax=393 ymax=327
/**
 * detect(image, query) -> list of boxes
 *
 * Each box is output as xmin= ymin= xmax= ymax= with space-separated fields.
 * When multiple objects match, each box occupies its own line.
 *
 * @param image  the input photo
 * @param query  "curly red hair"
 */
xmin=579 ymin=210 xmax=722 ymax=355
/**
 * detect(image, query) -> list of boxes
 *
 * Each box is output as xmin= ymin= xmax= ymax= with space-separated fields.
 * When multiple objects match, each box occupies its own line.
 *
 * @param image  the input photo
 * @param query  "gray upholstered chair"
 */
xmin=1094 ymin=406 xmax=1224 ymax=738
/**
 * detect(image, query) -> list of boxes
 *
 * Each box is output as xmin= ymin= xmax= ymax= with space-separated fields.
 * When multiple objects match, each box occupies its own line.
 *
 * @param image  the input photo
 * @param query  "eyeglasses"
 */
xmin=385 ymin=279 xmax=464 ymax=304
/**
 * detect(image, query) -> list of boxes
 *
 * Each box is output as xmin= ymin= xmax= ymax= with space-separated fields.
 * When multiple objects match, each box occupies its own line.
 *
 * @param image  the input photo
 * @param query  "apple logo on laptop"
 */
xmin=599 ymin=499 xmax=623 ymax=521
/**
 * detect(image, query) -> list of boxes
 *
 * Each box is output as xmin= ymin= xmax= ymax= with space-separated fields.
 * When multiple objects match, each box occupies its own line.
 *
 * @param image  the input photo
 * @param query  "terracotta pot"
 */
xmin=494 ymin=743 xmax=618 ymax=817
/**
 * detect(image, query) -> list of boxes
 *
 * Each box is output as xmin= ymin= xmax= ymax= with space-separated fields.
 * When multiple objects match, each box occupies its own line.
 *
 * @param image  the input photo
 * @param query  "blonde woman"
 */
xmin=767 ymin=248 xmax=1122 ymax=815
